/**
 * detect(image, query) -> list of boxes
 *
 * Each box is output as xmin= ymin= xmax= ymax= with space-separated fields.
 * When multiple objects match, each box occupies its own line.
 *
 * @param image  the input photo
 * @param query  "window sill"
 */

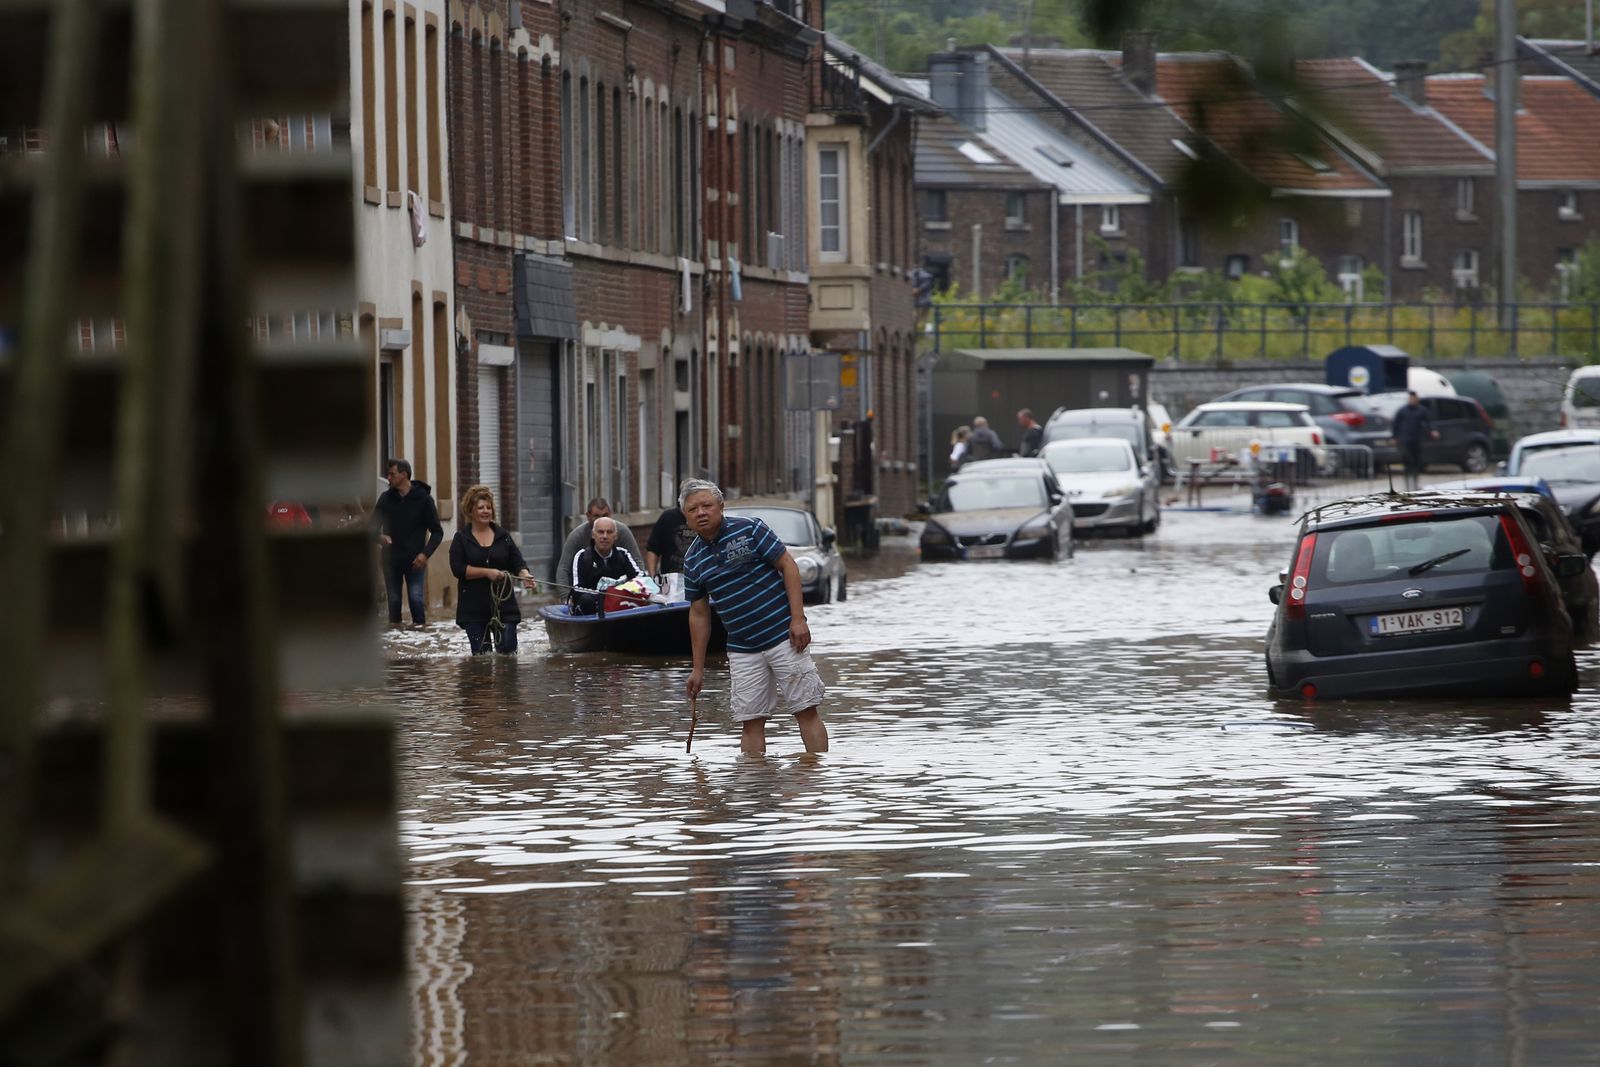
xmin=924 ymin=220 xmax=952 ymax=231
xmin=1099 ymin=228 xmax=1124 ymax=238
xmin=1455 ymin=212 xmax=1477 ymax=223
xmin=1400 ymin=257 xmax=1426 ymax=270
xmin=1559 ymin=211 xmax=1583 ymax=222
xmin=1004 ymin=221 xmax=1029 ymax=232
xmin=363 ymin=185 xmax=382 ymax=206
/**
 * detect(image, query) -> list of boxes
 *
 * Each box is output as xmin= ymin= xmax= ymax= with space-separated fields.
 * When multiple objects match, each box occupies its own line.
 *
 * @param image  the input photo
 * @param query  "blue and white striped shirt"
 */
xmin=683 ymin=516 xmax=792 ymax=652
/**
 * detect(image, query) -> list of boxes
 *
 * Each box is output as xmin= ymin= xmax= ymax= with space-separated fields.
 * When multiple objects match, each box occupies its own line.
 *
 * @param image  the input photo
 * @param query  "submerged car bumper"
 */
xmin=1269 ymin=633 xmax=1574 ymax=699
xmin=1070 ymin=497 xmax=1141 ymax=529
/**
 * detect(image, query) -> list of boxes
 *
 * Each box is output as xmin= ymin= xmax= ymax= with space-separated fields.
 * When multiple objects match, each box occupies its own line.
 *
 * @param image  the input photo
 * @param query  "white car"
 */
xmin=1170 ymin=401 xmax=1328 ymax=471
xmin=1560 ymin=366 xmax=1600 ymax=430
xmin=1505 ymin=429 xmax=1600 ymax=475
xmin=1040 ymin=437 xmax=1160 ymax=535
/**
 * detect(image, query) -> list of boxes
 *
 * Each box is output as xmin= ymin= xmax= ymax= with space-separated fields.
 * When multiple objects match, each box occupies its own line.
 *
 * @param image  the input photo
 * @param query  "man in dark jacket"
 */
xmin=372 ymin=458 xmax=444 ymax=625
xmin=967 ymin=416 xmax=1005 ymax=462
xmin=1391 ymin=392 xmax=1439 ymax=489
xmin=571 ymin=517 xmax=643 ymax=614
xmin=1016 ymin=408 xmax=1044 ymax=457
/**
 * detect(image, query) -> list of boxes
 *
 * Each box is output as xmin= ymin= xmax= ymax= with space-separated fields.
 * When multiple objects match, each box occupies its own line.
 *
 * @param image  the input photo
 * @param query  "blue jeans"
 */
xmin=384 ymin=558 xmax=427 ymax=624
xmin=463 ymin=620 xmax=518 ymax=655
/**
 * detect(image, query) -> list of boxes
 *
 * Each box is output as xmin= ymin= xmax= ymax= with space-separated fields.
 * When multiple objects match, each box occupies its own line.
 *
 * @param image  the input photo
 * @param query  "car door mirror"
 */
xmin=1268 ymin=584 xmax=1284 ymax=605
xmin=821 ymin=527 xmax=837 ymax=549
xmin=1556 ymin=552 xmax=1588 ymax=578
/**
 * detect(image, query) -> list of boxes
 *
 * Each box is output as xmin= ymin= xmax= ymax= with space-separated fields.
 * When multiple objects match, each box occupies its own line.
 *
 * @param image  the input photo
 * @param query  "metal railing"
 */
xmin=930 ymin=301 xmax=1600 ymax=361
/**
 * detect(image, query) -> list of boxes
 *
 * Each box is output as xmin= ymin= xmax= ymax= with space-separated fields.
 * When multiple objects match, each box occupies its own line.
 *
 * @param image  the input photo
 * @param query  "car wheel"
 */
xmin=819 ymin=575 xmax=833 ymax=604
xmin=1462 ymin=442 xmax=1491 ymax=473
xmin=1142 ymin=507 xmax=1161 ymax=535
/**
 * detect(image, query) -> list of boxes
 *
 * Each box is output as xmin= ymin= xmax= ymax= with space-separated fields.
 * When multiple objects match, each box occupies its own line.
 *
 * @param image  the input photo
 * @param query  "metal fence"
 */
xmin=930 ymin=301 xmax=1600 ymax=361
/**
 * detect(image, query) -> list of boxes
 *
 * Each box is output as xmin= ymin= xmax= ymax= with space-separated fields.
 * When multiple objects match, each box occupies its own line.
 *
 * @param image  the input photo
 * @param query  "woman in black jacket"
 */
xmin=449 ymin=485 xmax=537 ymax=654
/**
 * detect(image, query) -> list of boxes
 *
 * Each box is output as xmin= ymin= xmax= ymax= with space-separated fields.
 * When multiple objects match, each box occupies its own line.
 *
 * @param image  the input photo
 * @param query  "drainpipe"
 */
xmin=1074 ymin=203 xmax=1084 ymax=281
xmin=1050 ymin=195 xmax=1060 ymax=305
xmin=970 ymin=222 xmax=982 ymax=295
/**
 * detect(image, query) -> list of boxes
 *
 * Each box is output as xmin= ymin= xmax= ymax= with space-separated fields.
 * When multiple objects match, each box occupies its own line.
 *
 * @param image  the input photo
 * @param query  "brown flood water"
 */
xmin=381 ymin=508 xmax=1600 ymax=1066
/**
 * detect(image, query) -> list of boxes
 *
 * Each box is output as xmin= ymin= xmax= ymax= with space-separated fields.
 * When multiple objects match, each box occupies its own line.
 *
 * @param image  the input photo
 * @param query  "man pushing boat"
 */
xmin=681 ymin=479 xmax=829 ymax=756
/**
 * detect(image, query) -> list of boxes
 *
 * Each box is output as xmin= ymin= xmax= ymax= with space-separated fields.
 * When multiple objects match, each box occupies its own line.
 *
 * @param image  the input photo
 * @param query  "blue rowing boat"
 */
xmin=537 ymin=601 xmax=727 ymax=655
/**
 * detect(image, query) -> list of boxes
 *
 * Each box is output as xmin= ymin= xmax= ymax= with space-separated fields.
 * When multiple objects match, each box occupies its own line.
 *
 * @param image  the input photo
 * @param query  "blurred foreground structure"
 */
xmin=0 ymin=1 xmax=404 ymax=1063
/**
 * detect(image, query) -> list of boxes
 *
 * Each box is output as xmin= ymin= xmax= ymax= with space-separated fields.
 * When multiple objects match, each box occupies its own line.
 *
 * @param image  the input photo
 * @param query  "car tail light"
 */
xmin=1311 ymin=430 xmax=1323 ymax=445
xmin=1284 ymin=533 xmax=1317 ymax=621
xmin=1499 ymin=513 xmax=1544 ymax=593
xmin=1471 ymin=398 xmax=1493 ymax=430
xmin=1300 ymin=683 xmax=1317 ymax=700
xmin=1529 ymin=661 xmax=1546 ymax=679
xmin=1332 ymin=411 xmax=1367 ymax=428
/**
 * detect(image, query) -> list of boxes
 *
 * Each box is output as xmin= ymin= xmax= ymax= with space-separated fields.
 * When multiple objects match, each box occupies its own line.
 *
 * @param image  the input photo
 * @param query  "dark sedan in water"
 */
xmin=1265 ymin=494 xmax=1584 ymax=700
xmin=920 ymin=458 xmax=1074 ymax=561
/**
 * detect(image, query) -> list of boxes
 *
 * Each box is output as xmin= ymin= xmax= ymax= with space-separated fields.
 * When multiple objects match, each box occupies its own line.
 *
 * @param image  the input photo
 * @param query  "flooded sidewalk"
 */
xmin=386 ymin=509 xmax=1600 ymax=1065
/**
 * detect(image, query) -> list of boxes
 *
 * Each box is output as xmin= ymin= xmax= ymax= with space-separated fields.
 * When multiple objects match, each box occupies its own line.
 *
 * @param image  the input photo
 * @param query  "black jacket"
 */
xmin=372 ymin=481 xmax=444 ymax=562
xmin=449 ymin=524 xmax=529 ymax=625
xmin=573 ymin=545 xmax=642 ymax=591
xmin=1020 ymin=424 xmax=1044 ymax=457
xmin=1391 ymin=403 xmax=1434 ymax=446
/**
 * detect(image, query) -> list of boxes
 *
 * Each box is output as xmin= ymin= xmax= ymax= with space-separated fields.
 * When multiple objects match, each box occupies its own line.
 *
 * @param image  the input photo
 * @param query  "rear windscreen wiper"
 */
xmin=1408 ymin=548 xmax=1472 ymax=576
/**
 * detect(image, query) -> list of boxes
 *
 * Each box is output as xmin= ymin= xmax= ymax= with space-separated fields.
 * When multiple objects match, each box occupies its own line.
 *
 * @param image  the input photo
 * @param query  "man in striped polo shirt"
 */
xmin=682 ymin=479 xmax=829 ymax=756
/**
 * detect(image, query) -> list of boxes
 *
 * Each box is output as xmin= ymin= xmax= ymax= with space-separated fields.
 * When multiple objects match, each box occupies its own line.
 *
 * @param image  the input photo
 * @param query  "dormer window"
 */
xmin=956 ymin=141 xmax=999 ymax=166
xmin=1171 ymin=138 xmax=1199 ymax=161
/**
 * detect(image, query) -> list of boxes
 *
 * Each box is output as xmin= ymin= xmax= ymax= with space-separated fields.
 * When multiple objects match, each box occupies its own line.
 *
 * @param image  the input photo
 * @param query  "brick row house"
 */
xmin=351 ymin=0 xmax=459 ymax=596
xmin=913 ymin=36 xmax=1600 ymax=306
xmin=437 ymin=0 xmax=931 ymax=576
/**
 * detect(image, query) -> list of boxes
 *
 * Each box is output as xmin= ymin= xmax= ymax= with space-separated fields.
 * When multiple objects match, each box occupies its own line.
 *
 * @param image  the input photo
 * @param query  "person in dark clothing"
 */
xmin=372 ymin=458 xmax=445 ymax=625
xmin=645 ymin=505 xmax=698 ymax=576
xmin=1390 ymin=391 xmax=1439 ymax=489
xmin=555 ymin=497 xmax=642 ymax=590
xmin=570 ymin=517 xmax=643 ymax=614
xmin=1016 ymin=408 xmax=1044 ymax=457
xmin=449 ymin=484 xmax=536 ymax=654
xmin=966 ymin=416 xmax=1005 ymax=462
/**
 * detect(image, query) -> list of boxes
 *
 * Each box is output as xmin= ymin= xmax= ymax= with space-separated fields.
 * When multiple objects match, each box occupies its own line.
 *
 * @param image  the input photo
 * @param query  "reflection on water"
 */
xmin=376 ymin=513 xmax=1600 ymax=1065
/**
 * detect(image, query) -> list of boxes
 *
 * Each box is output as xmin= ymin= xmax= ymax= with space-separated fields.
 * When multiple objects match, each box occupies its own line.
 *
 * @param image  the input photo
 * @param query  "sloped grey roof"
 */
xmin=1521 ymin=37 xmax=1600 ymax=100
xmin=824 ymin=32 xmax=942 ymax=114
xmin=914 ymin=112 xmax=1038 ymax=188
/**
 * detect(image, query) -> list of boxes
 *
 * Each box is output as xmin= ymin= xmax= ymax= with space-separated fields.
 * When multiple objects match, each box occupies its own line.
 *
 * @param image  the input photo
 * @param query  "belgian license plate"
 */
xmin=1369 ymin=607 xmax=1465 ymax=636
xmin=966 ymin=545 xmax=1005 ymax=559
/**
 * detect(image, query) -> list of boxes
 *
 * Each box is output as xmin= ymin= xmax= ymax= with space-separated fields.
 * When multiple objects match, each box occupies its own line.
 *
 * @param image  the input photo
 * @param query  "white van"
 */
xmin=1561 ymin=366 xmax=1600 ymax=430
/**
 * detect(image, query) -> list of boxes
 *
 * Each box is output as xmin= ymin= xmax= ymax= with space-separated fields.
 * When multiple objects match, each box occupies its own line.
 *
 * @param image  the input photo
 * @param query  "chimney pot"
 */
xmin=1122 ymin=30 xmax=1157 ymax=96
xmin=1393 ymin=60 xmax=1429 ymax=107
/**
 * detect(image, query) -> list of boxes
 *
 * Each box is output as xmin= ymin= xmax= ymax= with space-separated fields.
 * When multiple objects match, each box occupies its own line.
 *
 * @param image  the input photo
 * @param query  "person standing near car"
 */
xmin=1392 ymin=391 xmax=1439 ymax=489
xmin=967 ymin=416 xmax=1005 ymax=462
xmin=372 ymin=458 xmax=444 ymax=626
xmin=681 ymin=479 xmax=829 ymax=757
xmin=1016 ymin=408 xmax=1043 ymax=457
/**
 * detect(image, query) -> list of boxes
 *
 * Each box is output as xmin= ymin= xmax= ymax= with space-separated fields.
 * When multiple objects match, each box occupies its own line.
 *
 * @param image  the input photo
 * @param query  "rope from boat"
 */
xmin=485 ymin=570 xmax=517 ymax=652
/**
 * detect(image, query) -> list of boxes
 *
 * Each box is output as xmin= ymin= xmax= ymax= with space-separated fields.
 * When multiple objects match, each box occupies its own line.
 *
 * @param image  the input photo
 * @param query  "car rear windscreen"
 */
xmin=1571 ymin=378 xmax=1600 ymax=408
xmin=729 ymin=508 xmax=813 ymax=545
xmin=1047 ymin=422 xmax=1139 ymax=448
xmin=1043 ymin=443 xmax=1133 ymax=474
xmin=945 ymin=476 xmax=1047 ymax=511
xmin=1312 ymin=515 xmax=1509 ymax=586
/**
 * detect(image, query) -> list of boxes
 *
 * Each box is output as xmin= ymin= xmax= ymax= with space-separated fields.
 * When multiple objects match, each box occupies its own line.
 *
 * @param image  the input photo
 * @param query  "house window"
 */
xmin=922 ymin=254 xmax=952 ymax=295
xmin=1005 ymin=191 xmax=1026 ymax=228
xmin=1178 ymin=217 xmax=1199 ymax=268
xmin=1559 ymin=190 xmax=1581 ymax=221
xmin=818 ymin=143 xmax=847 ymax=260
xmin=383 ymin=9 xmax=399 ymax=194
xmin=1100 ymin=204 xmax=1121 ymax=234
xmin=921 ymin=188 xmax=948 ymax=223
xmin=1278 ymin=217 xmax=1299 ymax=259
xmin=1004 ymin=254 xmax=1030 ymax=284
xmin=1337 ymin=255 xmax=1364 ymax=301
xmin=361 ymin=3 xmax=376 ymax=192
xmin=1557 ymin=248 xmax=1578 ymax=300
xmin=1456 ymin=178 xmax=1474 ymax=220
xmin=561 ymin=71 xmax=574 ymax=237
xmin=1452 ymin=249 xmax=1480 ymax=289
xmin=1225 ymin=254 xmax=1249 ymax=280
xmin=578 ymin=76 xmax=592 ymax=242
xmin=1402 ymin=210 xmax=1423 ymax=264
xmin=404 ymin=14 xmax=418 ymax=194
xmin=425 ymin=21 xmax=441 ymax=204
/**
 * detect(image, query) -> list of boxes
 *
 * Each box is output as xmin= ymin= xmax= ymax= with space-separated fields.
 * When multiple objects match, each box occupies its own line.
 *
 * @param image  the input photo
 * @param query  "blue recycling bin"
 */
xmin=1326 ymin=344 xmax=1409 ymax=394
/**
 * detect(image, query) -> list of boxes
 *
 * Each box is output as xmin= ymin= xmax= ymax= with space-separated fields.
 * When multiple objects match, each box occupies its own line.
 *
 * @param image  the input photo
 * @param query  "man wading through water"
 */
xmin=681 ymin=479 xmax=829 ymax=755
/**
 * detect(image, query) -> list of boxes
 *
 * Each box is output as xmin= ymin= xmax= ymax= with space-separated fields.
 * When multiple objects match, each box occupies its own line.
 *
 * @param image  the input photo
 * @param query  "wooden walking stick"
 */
xmin=686 ymin=695 xmax=699 ymax=753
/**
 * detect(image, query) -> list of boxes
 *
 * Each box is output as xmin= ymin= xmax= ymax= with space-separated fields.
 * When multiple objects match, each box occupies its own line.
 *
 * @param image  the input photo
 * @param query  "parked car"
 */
xmin=1169 ymin=401 xmax=1328 ymax=472
xmin=920 ymin=458 xmax=1074 ymax=561
xmin=1367 ymin=392 xmax=1495 ymax=473
xmin=1504 ymin=429 xmax=1600 ymax=475
xmin=1264 ymin=493 xmax=1583 ymax=699
xmin=1516 ymin=444 xmax=1600 ymax=556
xmin=1445 ymin=370 xmax=1514 ymax=459
xmin=1422 ymin=486 xmax=1600 ymax=645
xmin=1210 ymin=382 xmax=1395 ymax=470
xmin=1042 ymin=407 xmax=1158 ymax=471
xmin=725 ymin=504 xmax=847 ymax=604
xmin=1559 ymin=365 xmax=1600 ymax=430
xmin=1039 ymin=437 xmax=1160 ymax=536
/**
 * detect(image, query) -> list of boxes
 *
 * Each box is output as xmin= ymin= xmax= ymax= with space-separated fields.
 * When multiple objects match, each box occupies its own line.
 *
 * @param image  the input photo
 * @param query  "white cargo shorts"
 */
xmin=728 ymin=640 xmax=826 ymax=722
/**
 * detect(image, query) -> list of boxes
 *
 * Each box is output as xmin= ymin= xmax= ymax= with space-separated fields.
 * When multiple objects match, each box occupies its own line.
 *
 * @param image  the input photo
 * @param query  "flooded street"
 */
xmin=386 ymin=507 xmax=1600 ymax=1065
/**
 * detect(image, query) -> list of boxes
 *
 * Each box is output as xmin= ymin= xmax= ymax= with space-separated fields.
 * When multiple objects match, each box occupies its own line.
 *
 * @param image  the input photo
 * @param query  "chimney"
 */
xmin=929 ymin=49 xmax=988 ymax=132
xmin=1392 ymin=60 xmax=1428 ymax=107
xmin=1122 ymin=30 xmax=1157 ymax=96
